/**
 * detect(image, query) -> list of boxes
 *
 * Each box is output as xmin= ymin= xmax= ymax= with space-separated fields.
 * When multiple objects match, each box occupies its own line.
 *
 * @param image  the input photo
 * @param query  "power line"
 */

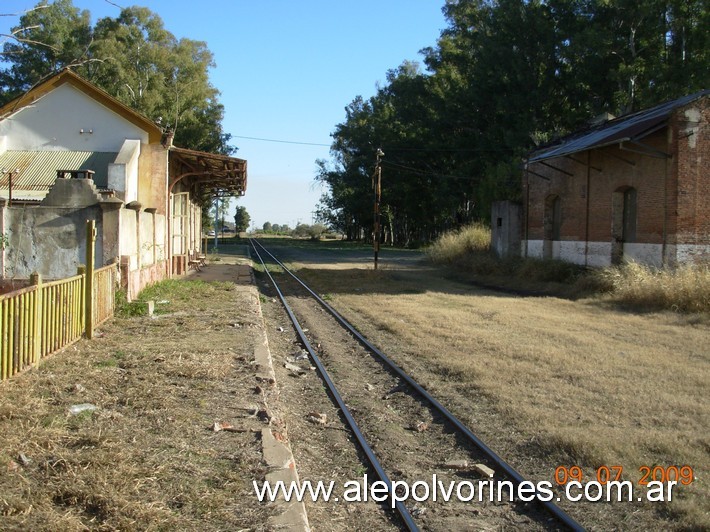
xmin=381 ymin=160 xmax=479 ymax=181
xmin=233 ymin=134 xmax=330 ymax=147
xmin=382 ymin=146 xmax=515 ymax=153
xmin=231 ymin=134 xmax=516 ymax=153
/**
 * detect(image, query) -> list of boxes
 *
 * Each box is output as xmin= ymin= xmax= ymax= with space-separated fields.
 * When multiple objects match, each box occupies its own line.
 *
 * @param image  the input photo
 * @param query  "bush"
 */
xmin=426 ymin=225 xmax=709 ymax=313
xmin=307 ymin=224 xmax=328 ymax=241
xmin=593 ymin=262 xmax=710 ymax=313
xmin=426 ymin=223 xmax=491 ymax=263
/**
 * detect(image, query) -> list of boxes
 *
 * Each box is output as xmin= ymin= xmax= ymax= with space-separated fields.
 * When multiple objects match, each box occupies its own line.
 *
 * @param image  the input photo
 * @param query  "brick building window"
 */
xmin=612 ymin=186 xmax=637 ymax=264
xmin=543 ymin=194 xmax=561 ymax=259
xmin=622 ymin=188 xmax=637 ymax=243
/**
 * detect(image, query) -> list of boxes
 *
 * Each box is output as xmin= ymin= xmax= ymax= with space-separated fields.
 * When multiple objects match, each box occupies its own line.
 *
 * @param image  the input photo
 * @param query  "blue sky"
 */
xmin=1 ymin=1 xmax=447 ymax=230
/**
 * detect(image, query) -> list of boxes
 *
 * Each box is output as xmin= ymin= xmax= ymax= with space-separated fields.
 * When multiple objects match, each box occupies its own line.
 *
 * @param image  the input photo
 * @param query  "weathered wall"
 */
xmin=140 ymin=211 xmax=154 ymax=266
xmin=2 ymin=178 xmax=110 ymax=279
xmin=120 ymin=209 xmax=138 ymax=271
xmin=491 ymin=201 xmax=522 ymax=258
xmin=139 ymin=142 xmax=169 ymax=214
xmin=4 ymin=205 xmax=103 ymax=279
xmin=118 ymin=208 xmax=168 ymax=301
xmin=108 ymin=139 xmax=141 ymax=202
xmin=668 ymin=97 xmax=710 ymax=263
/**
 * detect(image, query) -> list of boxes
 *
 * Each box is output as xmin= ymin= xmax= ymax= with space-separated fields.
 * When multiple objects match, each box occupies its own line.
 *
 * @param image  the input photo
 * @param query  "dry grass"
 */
xmin=593 ymin=261 xmax=710 ymax=313
xmin=426 ymin=223 xmax=491 ymax=263
xmin=427 ymin=223 xmax=710 ymax=312
xmin=294 ymin=258 xmax=710 ymax=530
xmin=0 ymin=279 xmax=271 ymax=531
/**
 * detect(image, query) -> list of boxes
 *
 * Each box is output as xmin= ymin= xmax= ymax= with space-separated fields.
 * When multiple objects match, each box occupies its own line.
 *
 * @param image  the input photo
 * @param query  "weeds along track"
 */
xmin=250 ymin=239 xmax=583 ymax=532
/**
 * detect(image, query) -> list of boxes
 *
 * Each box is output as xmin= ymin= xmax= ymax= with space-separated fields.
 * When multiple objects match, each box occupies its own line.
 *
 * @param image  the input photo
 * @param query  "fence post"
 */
xmin=85 ymin=220 xmax=96 ymax=339
xmin=29 ymin=272 xmax=42 ymax=366
xmin=77 ymin=265 xmax=86 ymax=339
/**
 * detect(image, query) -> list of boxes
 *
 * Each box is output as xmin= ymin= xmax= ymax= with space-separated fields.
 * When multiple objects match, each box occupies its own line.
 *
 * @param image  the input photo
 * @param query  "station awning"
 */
xmin=169 ymin=146 xmax=247 ymax=197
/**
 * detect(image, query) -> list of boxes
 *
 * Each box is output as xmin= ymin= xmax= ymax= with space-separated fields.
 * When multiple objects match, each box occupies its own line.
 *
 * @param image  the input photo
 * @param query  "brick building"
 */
xmin=522 ymin=90 xmax=709 ymax=267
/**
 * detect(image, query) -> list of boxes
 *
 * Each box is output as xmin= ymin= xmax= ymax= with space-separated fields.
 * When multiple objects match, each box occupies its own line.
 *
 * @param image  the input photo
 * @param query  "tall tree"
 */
xmin=0 ymin=1 xmax=234 ymax=154
xmin=234 ymin=206 xmax=250 ymax=233
xmin=317 ymin=0 xmax=709 ymax=246
xmin=0 ymin=0 xmax=91 ymax=102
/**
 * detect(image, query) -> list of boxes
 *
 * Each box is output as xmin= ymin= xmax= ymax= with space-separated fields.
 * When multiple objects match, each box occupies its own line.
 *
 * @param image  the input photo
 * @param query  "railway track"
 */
xmin=250 ymin=238 xmax=584 ymax=531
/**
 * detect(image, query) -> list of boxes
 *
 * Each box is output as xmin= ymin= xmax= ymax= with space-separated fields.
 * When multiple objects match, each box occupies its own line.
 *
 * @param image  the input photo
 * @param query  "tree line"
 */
xmin=316 ymin=0 xmax=708 ymax=246
xmin=1 ymin=0 xmax=233 ymax=156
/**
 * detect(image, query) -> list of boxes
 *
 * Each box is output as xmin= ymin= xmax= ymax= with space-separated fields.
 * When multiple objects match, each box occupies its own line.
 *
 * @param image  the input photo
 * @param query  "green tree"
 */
xmin=234 ymin=206 xmax=250 ymax=233
xmin=317 ymin=0 xmax=709 ymax=246
xmin=262 ymin=221 xmax=272 ymax=233
xmin=0 ymin=0 xmax=91 ymax=102
xmin=209 ymin=197 xmax=231 ymax=231
xmin=88 ymin=6 xmax=234 ymax=153
xmin=0 ymin=1 xmax=235 ymax=155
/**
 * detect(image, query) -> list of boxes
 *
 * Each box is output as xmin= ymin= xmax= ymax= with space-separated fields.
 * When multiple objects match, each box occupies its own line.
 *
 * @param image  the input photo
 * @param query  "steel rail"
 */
xmin=250 ymin=241 xmax=420 ymax=532
xmin=251 ymin=238 xmax=585 ymax=532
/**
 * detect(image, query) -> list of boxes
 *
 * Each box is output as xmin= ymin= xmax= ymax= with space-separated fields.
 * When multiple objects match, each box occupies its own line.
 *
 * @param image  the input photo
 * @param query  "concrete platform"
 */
xmin=187 ymin=256 xmax=310 ymax=531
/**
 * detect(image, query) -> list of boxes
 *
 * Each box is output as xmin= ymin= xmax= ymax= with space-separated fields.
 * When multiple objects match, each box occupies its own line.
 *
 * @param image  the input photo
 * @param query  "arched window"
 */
xmin=622 ymin=188 xmax=637 ymax=243
xmin=543 ymin=195 xmax=561 ymax=259
xmin=611 ymin=186 xmax=637 ymax=264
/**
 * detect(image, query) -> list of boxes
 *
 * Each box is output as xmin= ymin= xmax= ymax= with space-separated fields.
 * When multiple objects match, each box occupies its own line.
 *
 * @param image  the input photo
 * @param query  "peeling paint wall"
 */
xmin=4 ymin=204 xmax=103 ymax=279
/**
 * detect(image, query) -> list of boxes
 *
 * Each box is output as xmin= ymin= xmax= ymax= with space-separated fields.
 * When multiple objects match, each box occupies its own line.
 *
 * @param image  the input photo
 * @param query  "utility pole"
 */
xmin=373 ymin=148 xmax=384 ymax=270
xmin=213 ymin=196 xmax=219 ymax=250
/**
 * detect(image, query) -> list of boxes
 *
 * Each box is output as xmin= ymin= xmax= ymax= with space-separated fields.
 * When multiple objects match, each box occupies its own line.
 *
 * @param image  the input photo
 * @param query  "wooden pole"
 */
xmin=85 ymin=220 xmax=96 ymax=339
xmin=374 ymin=149 xmax=383 ymax=270
xmin=29 ymin=272 xmax=42 ymax=366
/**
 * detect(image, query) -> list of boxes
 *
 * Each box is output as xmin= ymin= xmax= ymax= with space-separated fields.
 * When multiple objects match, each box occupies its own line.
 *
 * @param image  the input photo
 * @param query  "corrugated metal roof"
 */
xmin=528 ymin=90 xmax=709 ymax=163
xmin=0 ymin=150 xmax=117 ymax=192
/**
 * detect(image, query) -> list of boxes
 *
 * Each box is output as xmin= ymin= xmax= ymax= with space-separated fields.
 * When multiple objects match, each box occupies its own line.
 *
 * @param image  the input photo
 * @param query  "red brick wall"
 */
xmin=523 ymin=95 xmax=709 ymax=261
xmin=671 ymin=97 xmax=710 ymax=247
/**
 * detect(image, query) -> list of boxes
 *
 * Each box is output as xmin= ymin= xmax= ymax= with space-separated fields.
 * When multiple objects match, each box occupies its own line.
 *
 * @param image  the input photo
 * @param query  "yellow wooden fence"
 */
xmin=1 ymin=220 xmax=116 ymax=381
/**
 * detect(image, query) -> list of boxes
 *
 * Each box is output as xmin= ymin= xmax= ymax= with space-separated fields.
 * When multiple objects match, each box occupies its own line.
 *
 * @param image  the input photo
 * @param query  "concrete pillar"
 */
xmin=100 ymin=198 xmax=123 ymax=266
xmin=491 ymin=201 xmax=522 ymax=258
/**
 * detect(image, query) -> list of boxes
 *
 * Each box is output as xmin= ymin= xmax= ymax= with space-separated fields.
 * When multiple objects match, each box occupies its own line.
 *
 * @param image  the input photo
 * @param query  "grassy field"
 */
xmin=262 ymin=237 xmax=709 ymax=529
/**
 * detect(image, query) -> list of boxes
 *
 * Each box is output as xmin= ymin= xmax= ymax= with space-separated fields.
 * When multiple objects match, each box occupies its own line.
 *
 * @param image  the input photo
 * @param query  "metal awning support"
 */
xmin=620 ymin=140 xmax=671 ymax=159
xmin=525 ymin=168 xmax=551 ymax=181
xmin=566 ymin=155 xmax=602 ymax=172
xmin=539 ymin=161 xmax=574 ymax=176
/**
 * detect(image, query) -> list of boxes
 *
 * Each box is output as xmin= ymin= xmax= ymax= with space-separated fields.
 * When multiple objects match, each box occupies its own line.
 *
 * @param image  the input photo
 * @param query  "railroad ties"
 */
xmin=250 ymin=238 xmax=583 ymax=532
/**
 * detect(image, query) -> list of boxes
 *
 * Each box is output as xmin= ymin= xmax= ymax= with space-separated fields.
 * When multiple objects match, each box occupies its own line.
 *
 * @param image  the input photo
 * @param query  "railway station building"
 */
xmin=520 ymin=90 xmax=709 ymax=267
xmin=0 ymin=69 xmax=247 ymax=299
